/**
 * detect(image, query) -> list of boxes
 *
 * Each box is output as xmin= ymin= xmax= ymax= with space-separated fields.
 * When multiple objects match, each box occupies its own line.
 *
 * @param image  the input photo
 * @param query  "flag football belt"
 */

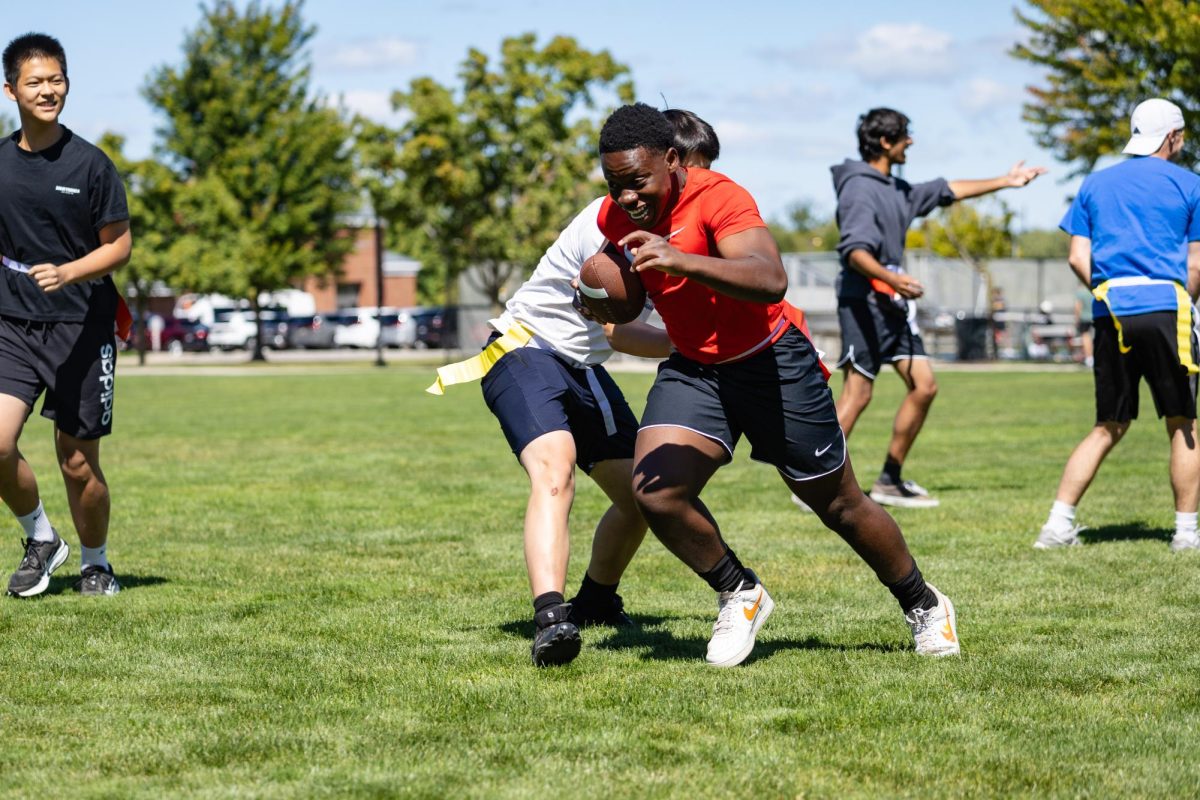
xmin=1092 ymin=277 xmax=1198 ymax=376
xmin=426 ymin=322 xmax=536 ymax=395
xmin=2 ymin=254 xmax=133 ymax=342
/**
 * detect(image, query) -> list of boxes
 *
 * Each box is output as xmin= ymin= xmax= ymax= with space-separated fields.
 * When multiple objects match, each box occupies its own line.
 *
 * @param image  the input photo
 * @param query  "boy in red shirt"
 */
xmin=597 ymin=104 xmax=959 ymax=665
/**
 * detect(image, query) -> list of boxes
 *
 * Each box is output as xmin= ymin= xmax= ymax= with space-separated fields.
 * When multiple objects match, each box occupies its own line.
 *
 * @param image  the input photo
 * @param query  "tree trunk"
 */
xmin=134 ymin=285 xmax=148 ymax=367
xmin=250 ymin=293 xmax=267 ymax=362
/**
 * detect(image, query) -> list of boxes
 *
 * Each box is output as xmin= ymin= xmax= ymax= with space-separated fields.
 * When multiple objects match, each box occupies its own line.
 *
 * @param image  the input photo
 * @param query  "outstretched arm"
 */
xmin=949 ymin=161 xmax=1047 ymax=200
xmin=619 ymin=226 xmax=787 ymax=303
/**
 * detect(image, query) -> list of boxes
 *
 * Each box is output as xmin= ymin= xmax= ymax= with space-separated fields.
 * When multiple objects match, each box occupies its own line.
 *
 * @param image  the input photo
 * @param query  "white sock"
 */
xmin=1046 ymin=501 xmax=1076 ymax=533
xmin=80 ymin=544 xmax=109 ymax=573
xmin=1174 ymin=511 xmax=1197 ymax=538
xmin=16 ymin=501 xmax=55 ymax=543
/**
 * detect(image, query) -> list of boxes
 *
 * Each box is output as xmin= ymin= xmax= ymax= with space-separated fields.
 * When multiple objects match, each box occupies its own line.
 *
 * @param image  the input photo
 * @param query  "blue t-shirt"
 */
xmin=1060 ymin=156 xmax=1200 ymax=317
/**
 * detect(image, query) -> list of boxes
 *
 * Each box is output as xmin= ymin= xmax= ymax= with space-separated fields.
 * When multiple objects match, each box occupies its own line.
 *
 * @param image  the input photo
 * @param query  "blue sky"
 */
xmin=5 ymin=1 xmax=1081 ymax=232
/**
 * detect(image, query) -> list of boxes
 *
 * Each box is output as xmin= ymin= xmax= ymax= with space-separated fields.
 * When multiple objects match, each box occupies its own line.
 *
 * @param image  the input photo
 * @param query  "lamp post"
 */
xmin=374 ymin=211 xmax=386 ymax=368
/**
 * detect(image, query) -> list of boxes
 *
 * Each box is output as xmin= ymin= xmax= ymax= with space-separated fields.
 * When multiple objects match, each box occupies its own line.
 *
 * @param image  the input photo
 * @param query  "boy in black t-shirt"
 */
xmin=0 ymin=33 xmax=131 ymax=597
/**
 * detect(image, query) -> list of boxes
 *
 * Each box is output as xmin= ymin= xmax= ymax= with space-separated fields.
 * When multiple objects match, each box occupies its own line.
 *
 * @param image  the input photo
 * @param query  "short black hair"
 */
xmin=857 ymin=107 xmax=909 ymax=161
xmin=599 ymin=103 xmax=674 ymax=155
xmin=664 ymin=108 xmax=719 ymax=165
xmin=3 ymin=33 xmax=67 ymax=88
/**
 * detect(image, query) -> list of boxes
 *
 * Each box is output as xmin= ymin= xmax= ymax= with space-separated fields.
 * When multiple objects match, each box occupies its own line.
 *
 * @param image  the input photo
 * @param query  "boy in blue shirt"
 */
xmin=1035 ymin=99 xmax=1200 ymax=552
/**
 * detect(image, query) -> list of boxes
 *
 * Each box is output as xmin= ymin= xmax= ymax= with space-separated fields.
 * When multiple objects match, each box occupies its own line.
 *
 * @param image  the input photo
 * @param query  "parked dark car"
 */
xmin=123 ymin=315 xmax=211 ymax=354
xmin=287 ymin=314 xmax=338 ymax=349
xmin=412 ymin=306 xmax=458 ymax=349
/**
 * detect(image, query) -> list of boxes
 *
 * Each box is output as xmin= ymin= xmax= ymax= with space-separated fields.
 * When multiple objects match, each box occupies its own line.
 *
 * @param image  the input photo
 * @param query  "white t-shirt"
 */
xmin=490 ymin=197 xmax=613 ymax=367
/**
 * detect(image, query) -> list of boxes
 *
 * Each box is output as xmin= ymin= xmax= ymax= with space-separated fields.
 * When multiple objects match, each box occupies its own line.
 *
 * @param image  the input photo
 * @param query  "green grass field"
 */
xmin=1 ymin=364 xmax=1197 ymax=798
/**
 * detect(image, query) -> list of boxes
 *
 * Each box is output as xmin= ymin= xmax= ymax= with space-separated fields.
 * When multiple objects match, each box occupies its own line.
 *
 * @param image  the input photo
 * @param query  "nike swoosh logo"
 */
xmin=815 ymin=442 xmax=834 ymax=456
xmin=941 ymin=619 xmax=956 ymax=642
xmin=743 ymin=589 xmax=763 ymax=621
xmin=666 ymin=226 xmax=687 ymax=240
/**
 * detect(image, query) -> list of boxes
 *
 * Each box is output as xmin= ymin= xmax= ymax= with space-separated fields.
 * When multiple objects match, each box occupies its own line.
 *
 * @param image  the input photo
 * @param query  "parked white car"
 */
xmin=332 ymin=307 xmax=422 ymax=349
xmin=208 ymin=307 xmax=291 ymax=350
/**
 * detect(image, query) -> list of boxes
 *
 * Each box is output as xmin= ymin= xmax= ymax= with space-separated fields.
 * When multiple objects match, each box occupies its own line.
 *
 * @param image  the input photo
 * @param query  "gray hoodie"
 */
xmin=830 ymin=159 xmax=955 ymax=300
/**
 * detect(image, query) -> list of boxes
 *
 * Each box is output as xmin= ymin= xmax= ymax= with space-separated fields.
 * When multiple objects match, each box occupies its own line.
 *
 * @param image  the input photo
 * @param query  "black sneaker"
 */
xmin=567 ymin=592 xmax=633 ymax=627
xmin=531 ymin=603 xmax=581 ymax=667
xmin=75 ymin=564 xmax=121 ymax=596
xmin=7 ymin=531 xmax=70 ymax=597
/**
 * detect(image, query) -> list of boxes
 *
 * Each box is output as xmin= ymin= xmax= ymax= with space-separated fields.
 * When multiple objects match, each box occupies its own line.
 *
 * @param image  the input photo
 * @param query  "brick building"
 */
xmin=302 ymin=225 xmax=422 ymax=312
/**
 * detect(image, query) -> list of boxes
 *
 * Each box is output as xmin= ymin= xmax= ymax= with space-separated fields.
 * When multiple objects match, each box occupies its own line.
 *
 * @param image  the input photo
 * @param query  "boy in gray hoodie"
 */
xmin=828 ymin=108 xmax=1045 ymax=508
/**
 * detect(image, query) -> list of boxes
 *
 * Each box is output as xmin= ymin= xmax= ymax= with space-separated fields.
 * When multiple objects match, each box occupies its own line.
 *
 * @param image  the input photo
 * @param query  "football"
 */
xmin=576 ymin=244 xmax=646 ymax=324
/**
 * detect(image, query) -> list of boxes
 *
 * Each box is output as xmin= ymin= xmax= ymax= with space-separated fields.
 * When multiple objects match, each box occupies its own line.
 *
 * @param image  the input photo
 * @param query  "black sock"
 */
xmin=885 ymin=561 xmax=937 ymax=614
xmin=880 ymin=457 xmax=903 ymax=486
xmin=698 ymin=548 xmax=755 ymax=594
xmin=533 ymin=591 xmax=566 ymax=628
xmin=575 ymin=573 xmax=618 ymax=608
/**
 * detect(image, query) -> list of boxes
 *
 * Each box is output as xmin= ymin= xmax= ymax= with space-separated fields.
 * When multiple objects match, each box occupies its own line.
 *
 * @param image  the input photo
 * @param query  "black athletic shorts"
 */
xmin=836 ymin=296 xmax=927 ymax=380
xmin=640 ymin=326 xmax=846 ymax=482
xmin=481 ymin=341 xmax=638 ymax=473
xmin=0 ymin=315 xmax=117 ymax=439
xmin=1094 ymin=311 xmax=1198 ymax=422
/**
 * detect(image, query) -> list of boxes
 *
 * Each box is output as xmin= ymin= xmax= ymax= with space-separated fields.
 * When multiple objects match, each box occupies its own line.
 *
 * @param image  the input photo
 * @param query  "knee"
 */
xmin=528 ymin=462 xmax=574 ymax=500
xmin=1099 ymin=421 xmax=1130 ymax=446
xmin=632 ymin=482 xmax=687 ymax=527
xmin=912 ymin=379 xmax=938 ymax=406
xmin=0 ymin=439 xmax=18 ymax=465
xmin=58 ymin=449 xmax=100 ymax=486
xmin=843 ymin=377 xmax=874 ymax=409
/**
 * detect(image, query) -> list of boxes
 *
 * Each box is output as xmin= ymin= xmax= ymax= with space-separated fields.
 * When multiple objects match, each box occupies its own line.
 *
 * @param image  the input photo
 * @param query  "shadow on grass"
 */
xmin=499 ymin=616 xmax=906 ymax=663
xmin=43 ymin=573 xmax=169 ymax=595
xmin=1081 ymin=522 xmax=1171 ymax=544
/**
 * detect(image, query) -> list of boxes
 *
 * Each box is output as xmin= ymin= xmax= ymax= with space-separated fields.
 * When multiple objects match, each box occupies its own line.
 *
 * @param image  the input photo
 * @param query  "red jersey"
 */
xmin=597 ymin=168 xmax=788 ymax=364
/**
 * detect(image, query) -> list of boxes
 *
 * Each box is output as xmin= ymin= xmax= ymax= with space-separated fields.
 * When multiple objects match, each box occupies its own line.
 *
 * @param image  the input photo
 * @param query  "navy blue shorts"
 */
xmin=640 ymin=326 xmax=846 ymax=482
xmin=836 ymin=297 xmax=927 ymax=379
xmin=1094 ymin=312 xmax=1198 ymax=422
xmin=481 ymin=344 xmax=638 ymax=473
xmin=0 ymin=315 xmax=117 ymax=439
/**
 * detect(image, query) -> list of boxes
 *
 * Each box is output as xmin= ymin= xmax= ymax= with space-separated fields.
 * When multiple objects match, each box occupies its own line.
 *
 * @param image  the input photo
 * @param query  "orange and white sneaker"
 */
xmin=706 ymin=572 xmax=774 ymax=668
xmin=905 ymin=584 xmax=960 ymax=657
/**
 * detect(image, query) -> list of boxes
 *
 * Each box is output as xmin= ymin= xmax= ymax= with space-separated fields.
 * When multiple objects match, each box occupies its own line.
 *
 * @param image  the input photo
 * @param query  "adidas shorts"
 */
xmin=0 ymin=315 xmax=117 ymax=439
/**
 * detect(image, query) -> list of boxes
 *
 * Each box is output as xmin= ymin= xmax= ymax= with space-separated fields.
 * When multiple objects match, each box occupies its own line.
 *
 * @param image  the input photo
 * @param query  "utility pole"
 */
xmin=374 ymin=213 xmax=386 ymax=368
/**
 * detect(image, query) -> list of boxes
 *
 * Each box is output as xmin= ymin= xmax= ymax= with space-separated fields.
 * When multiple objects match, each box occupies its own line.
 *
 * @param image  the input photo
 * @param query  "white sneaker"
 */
xmin=790 ymin=494 xmax=814 ymax=513
xmin=1033 ymin=523 xmax=1085 ymax=549
xmin=905 ymin=584 xmax=960 ymax=657
xmin=706 ymin=573 xmax=774 ymax=668
xmin=1170 ymin=530 xmax=1200 ymax=553
xmin=870 ymin=480 xmax=940 ymax=509
xmin=902 ymin=479 xmax=931 ymax=498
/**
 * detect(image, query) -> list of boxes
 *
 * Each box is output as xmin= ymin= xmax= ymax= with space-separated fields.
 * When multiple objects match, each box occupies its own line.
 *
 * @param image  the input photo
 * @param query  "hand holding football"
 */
xmin=576 ymin=245 xmax=646 ymax=325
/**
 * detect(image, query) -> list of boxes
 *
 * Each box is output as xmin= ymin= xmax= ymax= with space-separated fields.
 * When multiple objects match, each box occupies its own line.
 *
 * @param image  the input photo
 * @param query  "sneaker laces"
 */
xmin=713 ymin=582 xmax=749 ymax=636
xmin=904 ymin=604 xmax=936 ymax=635
xmin=17 ymin=537 xmax=45 ymax=571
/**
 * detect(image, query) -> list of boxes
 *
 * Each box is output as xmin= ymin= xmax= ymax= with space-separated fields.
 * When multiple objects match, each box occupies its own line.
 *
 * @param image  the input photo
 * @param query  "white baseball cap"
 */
xmin=1123 ymin=98 xmax=1185 ymax=156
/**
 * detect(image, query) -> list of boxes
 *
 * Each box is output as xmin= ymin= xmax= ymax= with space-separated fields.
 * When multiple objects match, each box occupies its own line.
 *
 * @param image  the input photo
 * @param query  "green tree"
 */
xmin=1016 ymin=228 xmax=1070 ymax=259
xmin=359 ymin=33 xmax=634 ymax=310
xmin=97 ymin=133 xmax=183 ymax=365
xmin=144 ymin=0 xmax=357 ymax=360
xmin=1013 ymin=0 xmax=1200 ymax=175
xmin=769 ymin=200 xmax=839 ymax=253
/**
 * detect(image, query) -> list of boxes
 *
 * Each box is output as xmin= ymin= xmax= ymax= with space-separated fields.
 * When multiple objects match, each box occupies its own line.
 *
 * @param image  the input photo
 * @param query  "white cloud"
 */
xmin=338 ymin=89 xmax=408 ymax=125
xmin=327 ymin=37 xmax=421 ymax=70
xmin=846 ymin=23 xmax=955 ymax=82
xmin=957 ymin=77 xmax=1023 ymax=116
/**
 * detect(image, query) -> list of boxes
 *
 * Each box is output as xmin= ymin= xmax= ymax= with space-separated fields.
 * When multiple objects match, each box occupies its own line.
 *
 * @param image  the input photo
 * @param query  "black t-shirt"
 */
xmin=0 ymin=127 xmax=129 ymax=322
